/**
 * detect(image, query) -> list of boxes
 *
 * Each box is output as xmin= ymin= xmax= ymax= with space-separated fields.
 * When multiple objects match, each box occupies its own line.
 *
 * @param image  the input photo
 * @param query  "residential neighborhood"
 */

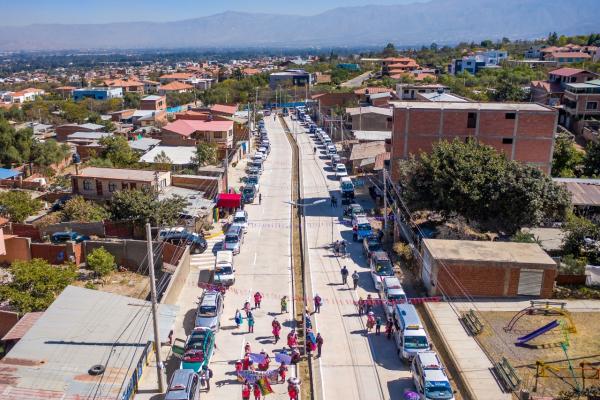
xmin=0 ymin=3 xmax=599 ymax=400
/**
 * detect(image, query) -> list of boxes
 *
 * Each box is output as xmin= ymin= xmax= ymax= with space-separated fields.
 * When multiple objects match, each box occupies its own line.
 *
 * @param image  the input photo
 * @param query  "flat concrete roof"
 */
xmin=423 ymin=239 xmax=556 ymax=267
xmin=0 ymin=286 xmax=177 ymax=399
xmin=77 ymin=167 xmax=169 ymax=182
xmin=391 ymin=101 xmax=553 ymax=112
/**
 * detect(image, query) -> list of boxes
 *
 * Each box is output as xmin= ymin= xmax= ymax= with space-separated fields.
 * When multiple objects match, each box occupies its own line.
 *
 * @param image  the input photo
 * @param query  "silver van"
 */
xmin=223 ymin=224 xmax=244 ymax=254
xmin=165 ymin=369 xmax=200 ymax=400
xmin=195 ymin=290 xmax=224 ymax=332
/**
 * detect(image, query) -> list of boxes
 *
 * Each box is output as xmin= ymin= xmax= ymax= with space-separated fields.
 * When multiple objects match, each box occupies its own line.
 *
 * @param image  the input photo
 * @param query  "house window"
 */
xmin=502 ymin=138 xmax=514 ymax=144
xmin=586 ymin=101 xmax=598 ymax=110
xmin=108 ymin=182 xmax=117 ymax=192
xmin=83 ymin=180 xmax=92 ymax=191
xmin=505 ymin=112 xmax=516 ymax=119
xmin=214 ymin=132 xmax=223 ymax=139
xmin=467 ymin=112 xmax=477 ymax=129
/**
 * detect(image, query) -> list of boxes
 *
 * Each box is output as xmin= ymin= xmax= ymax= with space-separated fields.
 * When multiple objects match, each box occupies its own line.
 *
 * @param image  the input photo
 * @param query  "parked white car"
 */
xmin=335 ymin=163 xmax=348 ymax=179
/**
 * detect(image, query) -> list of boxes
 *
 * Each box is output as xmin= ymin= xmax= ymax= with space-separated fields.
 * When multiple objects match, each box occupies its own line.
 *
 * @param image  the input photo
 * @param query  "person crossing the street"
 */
xmin=352 ymin=271 xmax=359 ymax=289
xmin=254 ymin=291 xmax=263 ymax=309
xmin=280 ymin=295 xmax=288 ymax=313
xmin=272 ymin=317 xmax=282 ymax=344
xmin=316 ymin=332 xmax=324 ymax=358
xmin=313 ymin=294 xmax=322 ymax=314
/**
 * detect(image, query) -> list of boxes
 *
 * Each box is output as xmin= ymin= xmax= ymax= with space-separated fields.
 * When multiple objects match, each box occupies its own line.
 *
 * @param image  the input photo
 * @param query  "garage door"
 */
xmin=518 ymin=269 xmax=544 ymax=296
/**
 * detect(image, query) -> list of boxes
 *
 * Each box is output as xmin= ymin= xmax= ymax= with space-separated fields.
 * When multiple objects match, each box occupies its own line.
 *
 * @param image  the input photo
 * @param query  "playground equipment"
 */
xmin=516 ymin=320 xmax=560 ymax=345
xmin=504 ymin=300 xmax=576 ymax=334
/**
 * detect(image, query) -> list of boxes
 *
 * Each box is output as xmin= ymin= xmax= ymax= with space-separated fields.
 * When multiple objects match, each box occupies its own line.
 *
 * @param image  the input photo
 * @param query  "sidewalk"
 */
xmin=425 ymin=302 xmax=511 ymax=400
xmin=451 ymin=298 xmax=600 ymax=313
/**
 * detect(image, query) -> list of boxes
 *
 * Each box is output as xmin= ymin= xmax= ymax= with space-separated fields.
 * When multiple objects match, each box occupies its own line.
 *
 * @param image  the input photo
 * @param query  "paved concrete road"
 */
xmin=201 ymin=116 xmax=295 ymax=399
xmin=136 ymin=117 xmax=296 ymax=400
xmin=341 ymin=71 xmax=372 ymax=88
xmin=288 ymin=117 xmax=411 ymax=400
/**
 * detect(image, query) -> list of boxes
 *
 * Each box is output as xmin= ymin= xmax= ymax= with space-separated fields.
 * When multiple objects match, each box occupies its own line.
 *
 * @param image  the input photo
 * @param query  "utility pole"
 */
xmin=383 ymin=168 xmax=388 ymax=236
xmin=247 ymin=102 xmax=252 ymax=158
xmin=224 ymin=146 xmax=229 ymax=192
xmin=146 ymin=223 xmax=165 ymax=393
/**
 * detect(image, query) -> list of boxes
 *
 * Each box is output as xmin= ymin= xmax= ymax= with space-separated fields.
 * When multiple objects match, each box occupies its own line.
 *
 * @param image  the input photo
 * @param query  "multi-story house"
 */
xmin=531 ymin=68 xmax=598 ymax=106
xmin=73 ymin=87 xmax=123 ymax=101
xmin=562 ymin=79 xmax=600 ymax=135
xmin=389 ymin=101 xmax=557 ymax=178
xmin=154 ymin=119 xmax=234 ymax=158
xmin=449 ymin=50 xmax=508 ymax=75
xmin=72 ymin=167 xmax=171 ymax=200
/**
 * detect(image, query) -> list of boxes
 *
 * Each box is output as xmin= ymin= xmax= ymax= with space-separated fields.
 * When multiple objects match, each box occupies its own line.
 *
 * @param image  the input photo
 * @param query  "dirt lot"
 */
xmin=73 ymin=270 xmax=150 ymax=299
xmin=477 ymin=311 xmax=600 ymax=398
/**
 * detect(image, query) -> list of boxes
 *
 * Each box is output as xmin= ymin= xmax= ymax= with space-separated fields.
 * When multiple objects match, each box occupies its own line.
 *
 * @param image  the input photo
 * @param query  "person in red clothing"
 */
xmin=313 ymin=294 xmax=322 ymax=314
xmin=278 ymin=363 xmax=288 ymax=383
xmin=242 ymin=354 xmax=250 ymax=370
xmin=254 ymin=292 xmax=263 ymax=308
xmin=242 ymin=382 xmax=251 ymax=400
xmin=287 ymin=329 xmax=298 ymax=349
xmin=253 ymin=383 xmax=261 ymax=400
xmin=272 ymin=318 xmax=282 ymax=344
xmin=235 ymin=359 xmax=243 ymax=373
xmin=288 ymin=382 xmax=299 ymax=400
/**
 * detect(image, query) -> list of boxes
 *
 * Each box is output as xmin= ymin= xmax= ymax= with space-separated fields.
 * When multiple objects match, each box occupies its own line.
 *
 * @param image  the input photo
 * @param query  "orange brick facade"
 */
xmin=431 ymin=263 xmax=555 ymax=298
xmin=390 ymin=104 xmax=557 ymax=179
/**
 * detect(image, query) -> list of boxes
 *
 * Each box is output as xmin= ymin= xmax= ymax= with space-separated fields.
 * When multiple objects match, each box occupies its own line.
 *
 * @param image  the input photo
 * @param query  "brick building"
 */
xmin=562 ymin=79 xmax=600 ymax=134
xmin=140 ymin=95 xmax=167 ymax=112
xmin=154 ymin=119 xmax=234 ymax=158
xmin=530 ymin=68 xmax=598 ymax=106
xmin=72 ymin=167 xmax=171 ymax=200
xmin=346 ymin=106 xmax=392 ymax=131
xmin=390 ymin=101 xmax=557 ymax=178
xmin=421 ymin=239 xmax=557 ymax=298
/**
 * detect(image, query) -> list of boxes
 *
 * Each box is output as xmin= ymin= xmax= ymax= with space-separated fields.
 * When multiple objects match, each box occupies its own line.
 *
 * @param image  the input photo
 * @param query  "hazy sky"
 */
xmin=1 ymin=0 xmax=429 ymax=25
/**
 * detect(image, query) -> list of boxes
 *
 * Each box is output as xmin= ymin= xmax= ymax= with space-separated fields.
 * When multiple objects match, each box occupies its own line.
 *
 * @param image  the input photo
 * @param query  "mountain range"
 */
xmin=0 ymin=0 xmax=598 ymax=51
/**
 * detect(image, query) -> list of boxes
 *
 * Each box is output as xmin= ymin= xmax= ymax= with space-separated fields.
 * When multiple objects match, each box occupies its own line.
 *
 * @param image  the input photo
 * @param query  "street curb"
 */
xmin=205 ymin=231 xmax=224 ymax=239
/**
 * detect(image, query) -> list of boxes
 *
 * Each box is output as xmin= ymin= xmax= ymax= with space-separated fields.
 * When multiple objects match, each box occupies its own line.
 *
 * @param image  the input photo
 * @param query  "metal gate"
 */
xmin=517 ymin=269 xmax=544 ymax=296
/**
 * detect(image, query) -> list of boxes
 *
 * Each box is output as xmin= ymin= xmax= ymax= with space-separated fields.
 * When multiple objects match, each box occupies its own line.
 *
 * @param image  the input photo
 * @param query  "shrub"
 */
xmin=87 ymin=247 xmax=115 ymax=277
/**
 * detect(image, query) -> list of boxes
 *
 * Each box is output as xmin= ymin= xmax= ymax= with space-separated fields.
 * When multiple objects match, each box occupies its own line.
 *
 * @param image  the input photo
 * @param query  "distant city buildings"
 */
xmin=269 ymin=69 xmax=313 ymax=89
xmin=449 ymin=50 xmax=508 ymax=75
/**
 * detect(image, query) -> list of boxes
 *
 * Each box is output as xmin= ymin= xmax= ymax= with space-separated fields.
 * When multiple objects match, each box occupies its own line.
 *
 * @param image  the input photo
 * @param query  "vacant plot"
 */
xmin=73 ymin=270 xmax=150 ymax=299
xmin=477 ymin=311 xmax=600 ymax=398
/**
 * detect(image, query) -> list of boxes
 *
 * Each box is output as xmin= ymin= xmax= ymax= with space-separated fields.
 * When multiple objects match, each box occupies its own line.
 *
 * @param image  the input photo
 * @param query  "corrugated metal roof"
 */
xmin=0 ymin=286 xmax=177 ymax=399
xmin=553 ymin=178 xmax=600 ymax=206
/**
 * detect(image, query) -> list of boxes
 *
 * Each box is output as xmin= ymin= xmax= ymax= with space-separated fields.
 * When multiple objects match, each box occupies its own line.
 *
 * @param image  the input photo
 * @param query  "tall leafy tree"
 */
xmin=0 ymin=259 xmax=77 ymax=313
xmin=194 ymin=142 xmax=218 ymax=167
xmin=399 ymin=139 xmax=571 ymax=233
xmin=583 ymin=141 xmax=600 ymax=177
xmin=0 ymin=190 xmax=42 ymax=223
xmin=98 ymin=135 xmax=139 ymax=167
xmin=109 ymin=188 xmax=186 ymax=226
xmin=61 ymin=196 xmax=109 ymax=222
xmin=552 ymin=133 xmax=584 ymax=177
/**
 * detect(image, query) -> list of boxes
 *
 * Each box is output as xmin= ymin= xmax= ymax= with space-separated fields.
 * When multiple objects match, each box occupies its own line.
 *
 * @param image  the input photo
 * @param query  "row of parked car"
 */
xmin=164 ymin=120 xmax=271 ymax=399
xmin=300 ymin=109 xmax=455 ymax=400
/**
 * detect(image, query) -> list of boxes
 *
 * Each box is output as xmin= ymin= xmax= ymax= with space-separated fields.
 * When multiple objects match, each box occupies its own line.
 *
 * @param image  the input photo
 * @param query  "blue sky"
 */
xmin=2 ymin=0 xmax=428 ymax=25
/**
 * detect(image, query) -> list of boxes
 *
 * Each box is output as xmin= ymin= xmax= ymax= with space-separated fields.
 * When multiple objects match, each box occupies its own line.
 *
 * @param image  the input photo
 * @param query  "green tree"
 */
xmin=61 ymin=101 xmax=90 ymax=123
xmin=123 ymin=92 xmax=141 ymax=109
xmin=561 ymin=212 xmax=599 ymax=259
xmin=194 ymin=142 xmax=218 ymax=167
xmin=0 ymin=191 xmax=42 ymax=223
xmin=548 ymin=32 xmax=559 ymax=45
xmin=109 ymin=188 xmax=186 ymax=226
xmin=583 ymin=141 xmax=600 ymax=177
xmin=153 ymin=150 xmax=173 ymax=171
xmin=86 ymin=247 xmax=115 ymax=277
xmin=0 ymin=259 xmax=77 ymax=313
xmin=552 ymin=133 xmax=584 ymax=177
xmin=0 ymin=120 xmax=34 ymax=167
xmin=61 ymin=195 xmax=108 ymax=222
xmin=98 ymin=135 xmax=139 ymax=168
xmin=399 ymin=139 xmax=571 ymax=233
xmin=480 ymin=39 xmax=493 ymax=48
xmin=31 ymin=139 xmax=70 ymax=169
xmin=382 ymin=43 xmax=397 ymax=57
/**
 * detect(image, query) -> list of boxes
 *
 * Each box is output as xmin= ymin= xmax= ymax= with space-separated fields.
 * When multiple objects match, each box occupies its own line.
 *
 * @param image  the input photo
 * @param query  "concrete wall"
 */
xmin=0 ymin=310 xmax=19 ymax=339
xmin=84 ymin=239 xmax=163 ymax=271
xmin=160 ymin=246 xmax=190 ymax=306
xmin=351 ymin=113 xmax=392 ymax=131
xmin=30 ymin=242 xmax=82 ymax=265
xmin=40 ymin=222 xmax=105 ymax=237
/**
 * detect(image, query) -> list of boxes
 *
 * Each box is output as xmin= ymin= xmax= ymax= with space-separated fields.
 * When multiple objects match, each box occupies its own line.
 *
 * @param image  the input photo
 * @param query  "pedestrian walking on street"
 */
xmin=385 ymin=318 xmax=394 ymax=340
xmin=316 ymin=333 xmax=324 ymax=358
xmin=254 ymin=292 xmax=263 ymax=309
xmin=235 ymin=309 xmax=243 ymax=328
xmin=366 ymin=312 xmax=375 ymax=333
xmin=375 ymin=316 xmax=382 ymax=335
xmin=287 ymin=329 xmax=298 ymax=349
xmin=248 ymin=314 xmax=255 ymax=333
xmin=280 ymin=295 xmax=288 ymax=313
xmin=244 ymin=301 xmax=251 ymax=317
xmin=366 ymin=294 xmax=373 ymax=313
xmin=272 ymin=318 xmax=282 ymax=344
xmin=358 ymin=297 xmax=365 ymax=316
xmin=259 ymin=193 xmax=262 ymax=204
xmin=340 ymin=265 xmax=349 ymax=285
xmin=253 ymin=383 xmax=261 ymax=400
xmin=278 ymin=363 xmax=288 ymax=383
xmin=330 ymin=195 xmax=335 ymax=207
xmin=313 ymin=294 xmax=322 ymax=314
xmin=242 ymin=382 xmax=252 ymax=400
xmin=352 ymin=271 xmax=359 ymax=290
xmin=244 ymin=342 xmax=252 ymax=355
xmin=201 ymin=366 xmax=213 ymax=391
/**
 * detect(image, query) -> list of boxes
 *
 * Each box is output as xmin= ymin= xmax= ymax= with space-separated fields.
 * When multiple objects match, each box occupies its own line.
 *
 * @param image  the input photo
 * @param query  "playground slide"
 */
xmin=516 ymin=320 xmax=560 ymax=344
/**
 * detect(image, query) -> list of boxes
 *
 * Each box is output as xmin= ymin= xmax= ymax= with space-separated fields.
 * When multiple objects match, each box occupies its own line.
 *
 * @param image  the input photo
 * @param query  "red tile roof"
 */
xmin=210 ymin=104 xmax=238 ymax=115
xmin=550 ymin=52 xmax=591 ymax=59
xmin=353 ymin=87 xmax=392 ymax=95
xmin=163 ymin=119 xmax=234 ymax=136
xmin=549 ymin=67 xmax=587 ymax=77
xmin=160 ymin=72 xmax=194 ymax=80
xmin=159 ymin=81 xmax=193 ymax=91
